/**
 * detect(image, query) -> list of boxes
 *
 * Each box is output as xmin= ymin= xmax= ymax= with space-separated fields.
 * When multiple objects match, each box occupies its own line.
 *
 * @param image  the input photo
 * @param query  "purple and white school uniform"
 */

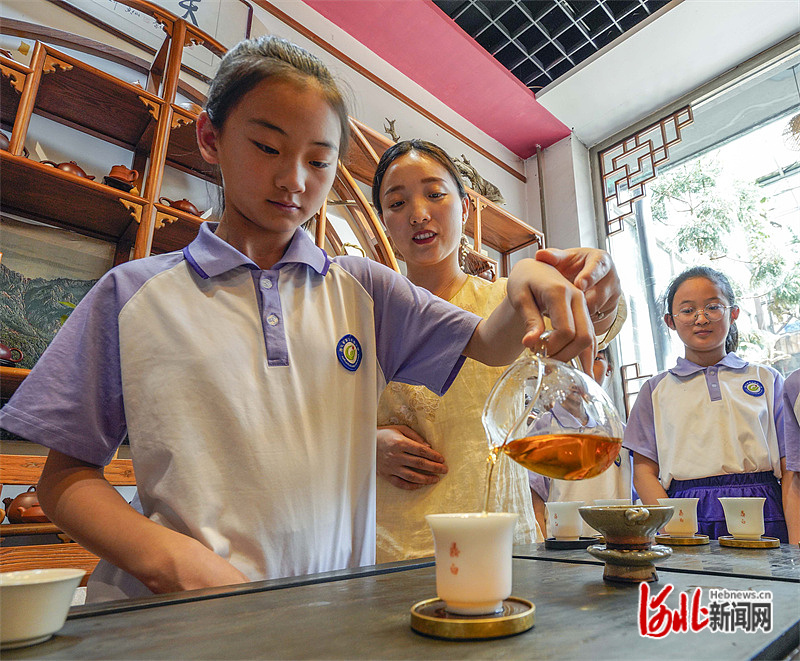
xmin=783 ymin=369 xmax=800 ymax=472
xmin=623 ymin=353 xmax=787 ymax=541
xmin=0 ymin=223 xmax=480 ymax=601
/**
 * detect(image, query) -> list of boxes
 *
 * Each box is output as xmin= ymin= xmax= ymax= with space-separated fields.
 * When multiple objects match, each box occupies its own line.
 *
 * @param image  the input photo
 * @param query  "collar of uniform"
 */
xmin=183 ymin=222 xmax=330 ymax=278
xmin=669 ymin=352 xmax=748 ymax=377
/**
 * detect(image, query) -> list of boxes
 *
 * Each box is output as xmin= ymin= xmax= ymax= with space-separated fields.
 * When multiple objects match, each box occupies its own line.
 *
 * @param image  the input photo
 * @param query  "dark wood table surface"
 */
xmin=5 ymin=543 xmax=799 ymax=660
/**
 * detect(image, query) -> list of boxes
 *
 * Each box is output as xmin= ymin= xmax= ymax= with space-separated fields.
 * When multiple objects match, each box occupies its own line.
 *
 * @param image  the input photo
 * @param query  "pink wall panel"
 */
xmin=302 ymin=0 xmax=570 ymax=158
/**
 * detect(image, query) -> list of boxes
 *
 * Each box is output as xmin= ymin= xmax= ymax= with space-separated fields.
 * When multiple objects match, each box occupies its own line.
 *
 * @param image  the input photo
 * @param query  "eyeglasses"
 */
xmin=672 ymin=303 xmax=735 ymax=325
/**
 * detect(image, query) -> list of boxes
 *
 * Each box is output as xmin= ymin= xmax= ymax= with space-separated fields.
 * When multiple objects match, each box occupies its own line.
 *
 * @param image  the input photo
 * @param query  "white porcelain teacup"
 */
xmin=718 ymin=497 xmax=765 ymax=540
xmin=545 ymin=501 xmax=585 ymax=540
xmin=657 ymin=497 xmax=699 ymax=537
xmin=425 ymin=512 xmax=518 ymax=615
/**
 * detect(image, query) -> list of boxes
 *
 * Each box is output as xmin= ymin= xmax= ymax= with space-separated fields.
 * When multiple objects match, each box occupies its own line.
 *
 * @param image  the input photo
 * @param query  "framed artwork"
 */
xmin=0 ymin=217 xmax=115 ymax=370
xmin=55 ymin=0 xmax=253 ymax=80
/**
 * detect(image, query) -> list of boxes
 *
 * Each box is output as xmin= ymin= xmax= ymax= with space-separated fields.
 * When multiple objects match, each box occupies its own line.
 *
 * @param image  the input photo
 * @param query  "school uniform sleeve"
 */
xmin=783 ymin=370 xmax=800 ymax=471
xmin=622 ymin=377 xmax=660 ymax=464
xmin=337 ymin=256 xmax=481 ymax=396
xmin=528 ymin=471 xmax=550 ymax=500
xmin=0 ymin=255 xmax=180 ymax=466
xmin=769 ymin=367 xmax=785 ymax=459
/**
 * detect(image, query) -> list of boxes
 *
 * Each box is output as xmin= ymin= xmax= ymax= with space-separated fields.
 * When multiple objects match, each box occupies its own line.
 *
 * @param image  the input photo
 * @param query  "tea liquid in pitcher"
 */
xmin=482 ymin=351 xmax=625 ymax=492
xmin=503 ymin=433 xmax=621 ymax=480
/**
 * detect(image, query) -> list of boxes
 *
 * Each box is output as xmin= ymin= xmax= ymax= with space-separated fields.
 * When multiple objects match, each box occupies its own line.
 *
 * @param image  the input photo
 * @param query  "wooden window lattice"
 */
xmin=620 ymin=362 xmax=653 ymax=418
xmin=600 ymin=106 xmax=694 ymax=235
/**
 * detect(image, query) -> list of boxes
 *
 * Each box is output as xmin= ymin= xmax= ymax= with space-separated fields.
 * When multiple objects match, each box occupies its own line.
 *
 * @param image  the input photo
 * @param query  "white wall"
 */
xmin=524 ymin=135 xmax=598 ymax=250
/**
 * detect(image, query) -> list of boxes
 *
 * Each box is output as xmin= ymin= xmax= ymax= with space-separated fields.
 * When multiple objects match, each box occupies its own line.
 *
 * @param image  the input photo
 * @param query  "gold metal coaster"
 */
xmin=655 ymin=534 xmax=710 ymax=546
xmin=410 ymin=597 xmax=535 ymax=640
xmin=718 ymin=535 xmax=780 ymax=549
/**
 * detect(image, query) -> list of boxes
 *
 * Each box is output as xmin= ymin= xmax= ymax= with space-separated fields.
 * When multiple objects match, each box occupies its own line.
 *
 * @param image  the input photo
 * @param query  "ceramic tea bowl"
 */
xmin=579 ymin=505 xmax=674 ymax=550
xmin=1 ymin=569 xmax=85 ymax=649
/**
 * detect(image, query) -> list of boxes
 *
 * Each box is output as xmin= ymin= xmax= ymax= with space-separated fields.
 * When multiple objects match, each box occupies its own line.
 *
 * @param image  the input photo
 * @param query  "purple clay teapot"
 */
xmin=3 ymin=486 xmax=50 ymax=524
xmin=41 ymin=159 xmax=95 ymax=180
xmin=0 ymin=341 xmax=23 ymax=363
xmin=108 ymin=165 xmax=139 ymax=183
xmin=159 ymin=196 xmax=200 ymax=216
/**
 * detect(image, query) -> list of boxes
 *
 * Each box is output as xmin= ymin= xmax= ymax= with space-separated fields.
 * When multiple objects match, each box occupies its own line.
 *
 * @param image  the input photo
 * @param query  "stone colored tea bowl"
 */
xmin=579 ymin=505 xmax=674 ymax=550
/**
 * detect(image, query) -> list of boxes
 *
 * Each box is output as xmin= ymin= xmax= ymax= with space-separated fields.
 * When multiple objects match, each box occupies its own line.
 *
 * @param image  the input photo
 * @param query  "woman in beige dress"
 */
xmin=372 ymin=140 xmax=623 ymax=561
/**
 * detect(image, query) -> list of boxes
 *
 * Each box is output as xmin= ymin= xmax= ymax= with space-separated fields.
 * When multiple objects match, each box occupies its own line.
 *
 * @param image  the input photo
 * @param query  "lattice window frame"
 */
xmin=599 ymin=106 xmax=694 ymax=235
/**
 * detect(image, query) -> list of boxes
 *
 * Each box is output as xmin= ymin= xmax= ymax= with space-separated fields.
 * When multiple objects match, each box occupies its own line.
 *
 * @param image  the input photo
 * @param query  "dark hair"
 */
xmin=662 ymin=266 xmax=739 ymax=353
xmin=371 ymin=139 xmax=467 ymax=216
xmin=597 ymin=347 xmax=613 ymax=372
xmin=205 ymin=35 xmax=350 ymax=156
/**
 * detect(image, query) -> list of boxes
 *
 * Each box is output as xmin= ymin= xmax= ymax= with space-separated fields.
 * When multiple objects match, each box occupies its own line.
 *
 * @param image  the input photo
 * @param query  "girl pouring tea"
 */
xmin=0 ymin=36 xmax=620 ymax=601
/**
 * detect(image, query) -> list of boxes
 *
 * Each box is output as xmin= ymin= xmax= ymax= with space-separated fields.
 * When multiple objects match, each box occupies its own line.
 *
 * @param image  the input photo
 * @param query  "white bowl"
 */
xmin=0 ymin=568 xmax=85 ymax=649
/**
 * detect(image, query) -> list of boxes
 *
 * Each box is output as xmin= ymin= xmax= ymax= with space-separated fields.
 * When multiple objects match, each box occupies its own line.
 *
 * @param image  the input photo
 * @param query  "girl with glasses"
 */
xmin=624 ymin=266 xmax=794 ymax=541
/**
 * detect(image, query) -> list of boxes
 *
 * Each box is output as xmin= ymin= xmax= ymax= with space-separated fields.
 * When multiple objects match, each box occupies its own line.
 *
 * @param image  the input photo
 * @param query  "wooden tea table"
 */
xmin=4 ymin=542 xmax=799 ymax=659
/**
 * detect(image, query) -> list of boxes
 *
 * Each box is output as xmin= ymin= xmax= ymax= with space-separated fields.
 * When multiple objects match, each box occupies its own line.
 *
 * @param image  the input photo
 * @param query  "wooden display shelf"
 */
xmin=0 ymin=54 xmax=28 ymax=130
xmin=166 ymin=105 xmax=216 ymax=181
xmin=0 ymin=523 xmax=63 ymax=538
xmin=34 ymin=44 xmax=162 ymax=151
xmin=344 ymin=118 xmax=543 ymax=256
xmin=0 ymin=367 xmax=29 ymax=399
xmin=152 ymin=202 xmax=205 ymax=253
xmin=0 ymin=152 xmax=144 ymax=242
xmin=467 ymin=191 xmax=544 ymax=255
xmin=0 ymin=542 xmax=98 ymax=585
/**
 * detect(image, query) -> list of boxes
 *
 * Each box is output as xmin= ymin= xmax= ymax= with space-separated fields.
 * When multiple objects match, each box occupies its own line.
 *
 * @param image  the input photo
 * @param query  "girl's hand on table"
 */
xmin=377 ymin=425 xmax=447 ymax=490
xmin=535 ymin=247 xmax=621 ymax=337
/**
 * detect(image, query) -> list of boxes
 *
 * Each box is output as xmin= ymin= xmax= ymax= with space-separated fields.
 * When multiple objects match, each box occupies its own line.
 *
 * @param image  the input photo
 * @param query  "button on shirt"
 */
xmin=0 ymin=222 xmax=481 ymax=601
xmin=623 ymin=353 xmax=784 ymax=489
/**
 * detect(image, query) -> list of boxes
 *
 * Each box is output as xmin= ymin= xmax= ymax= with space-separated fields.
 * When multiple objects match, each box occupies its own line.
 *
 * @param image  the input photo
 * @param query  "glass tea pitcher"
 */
xmin=482 ymin=350 xmax=625 ymax=480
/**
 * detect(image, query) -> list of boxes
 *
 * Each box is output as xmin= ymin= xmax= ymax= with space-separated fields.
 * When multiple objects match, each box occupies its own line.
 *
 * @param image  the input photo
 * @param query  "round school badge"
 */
xmin=742 ymin=380 xmax=764 ymax=397
xmin=337 ymin=334 xmax=362 ymax=372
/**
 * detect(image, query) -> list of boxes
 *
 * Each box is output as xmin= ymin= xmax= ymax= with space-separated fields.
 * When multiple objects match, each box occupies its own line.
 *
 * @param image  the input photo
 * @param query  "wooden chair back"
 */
xmin=1 ymin=454 xmax=135 ymax=586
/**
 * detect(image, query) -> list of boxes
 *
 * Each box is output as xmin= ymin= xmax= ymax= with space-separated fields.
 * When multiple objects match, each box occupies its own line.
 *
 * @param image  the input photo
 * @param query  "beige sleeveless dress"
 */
xmin=376 ymin=275 xmax=542 ymax=562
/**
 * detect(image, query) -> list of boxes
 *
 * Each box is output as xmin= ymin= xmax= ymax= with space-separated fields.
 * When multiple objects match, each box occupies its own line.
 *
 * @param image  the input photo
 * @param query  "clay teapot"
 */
xmin=108 ymin=165 xmax=139 ymax=183
xmin=3 ymin=486 xmax=50 ymax=524
xmin=0 ymin=341 xmax=23 ymax=363
xmin=41 ymin=160 xmax=95 ymax=180
xmin=159 ymin=197 xmax=200 ymax=216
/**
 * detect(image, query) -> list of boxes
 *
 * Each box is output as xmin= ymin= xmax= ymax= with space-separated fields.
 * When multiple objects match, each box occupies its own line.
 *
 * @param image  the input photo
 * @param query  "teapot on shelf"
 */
xmin=104 ymin=165 xmax=139 ymax=192
xmin=159 ymin=197 xmax=201 ymax=216
xmin=41 ymin=159 xmax=95 ymax=180
xmin=0 ymin=341 xmax=24 ymax=365
xmin=3 ymin=486 xmax=50 ymax=524
xmin=107 ymin=165 xmax=139 ymax=183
